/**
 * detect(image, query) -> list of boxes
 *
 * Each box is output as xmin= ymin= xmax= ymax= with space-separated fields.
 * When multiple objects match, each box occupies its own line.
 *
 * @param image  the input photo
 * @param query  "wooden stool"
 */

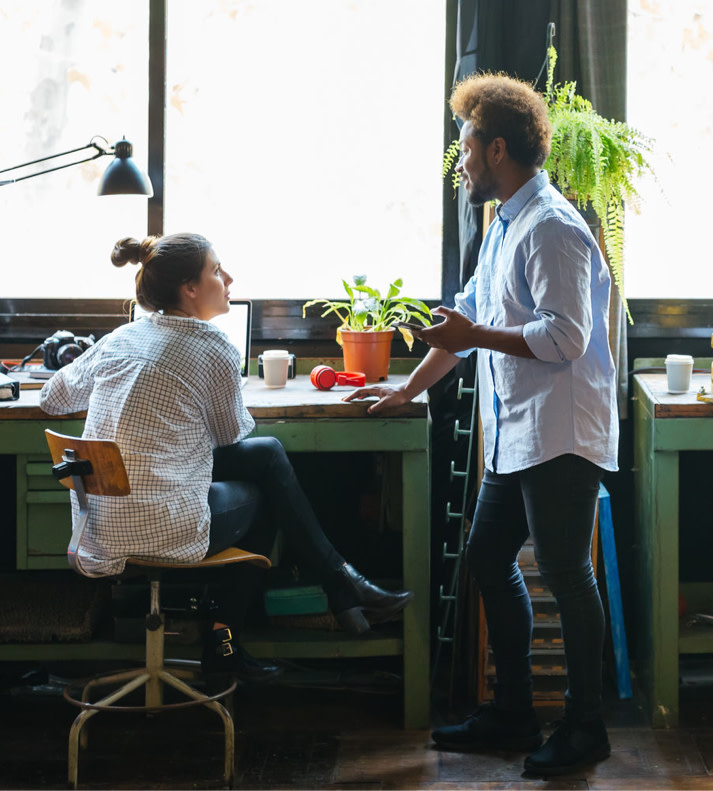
xmin=46 ymin=429 xmax=271 ymax=789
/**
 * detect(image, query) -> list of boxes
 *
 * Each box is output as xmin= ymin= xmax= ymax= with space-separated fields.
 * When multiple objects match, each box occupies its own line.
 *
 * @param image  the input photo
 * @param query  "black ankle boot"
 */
xmin=432 ymin=703 xmax=542 ymax=752
xmin=326 ymin=563 xmax=414 ymax=635
xmin=201 ymin=627 xmax=283 ymax=682
xmin=523 ymin=714 xmax=610 ymax=776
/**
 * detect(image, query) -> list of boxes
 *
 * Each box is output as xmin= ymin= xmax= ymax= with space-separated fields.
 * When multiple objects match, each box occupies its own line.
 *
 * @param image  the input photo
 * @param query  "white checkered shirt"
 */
xmin=40 ymin=313 xmax=255 ymax=576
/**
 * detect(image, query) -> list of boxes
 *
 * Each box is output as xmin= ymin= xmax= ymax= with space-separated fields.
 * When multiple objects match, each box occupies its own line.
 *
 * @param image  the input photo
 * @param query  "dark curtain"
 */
xmin=446 ymin=0 xmax=628 ymax=415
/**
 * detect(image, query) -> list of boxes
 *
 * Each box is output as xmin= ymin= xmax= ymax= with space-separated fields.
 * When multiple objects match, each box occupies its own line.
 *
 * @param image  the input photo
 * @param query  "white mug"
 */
xmin=665 ymin=354 xmax=694 ymax=394
xmin=262 ymin=349 xmax=291 ymax=388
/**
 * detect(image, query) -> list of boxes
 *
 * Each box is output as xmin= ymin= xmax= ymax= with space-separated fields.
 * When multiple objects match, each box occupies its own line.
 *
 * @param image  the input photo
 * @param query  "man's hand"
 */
xmin=419 ymin=306 xmax=478 ymax=354
xmin=421 ymin=306 xmax=534 ymax=358
xmin=341 ymin=384 xmax=410 ymax=415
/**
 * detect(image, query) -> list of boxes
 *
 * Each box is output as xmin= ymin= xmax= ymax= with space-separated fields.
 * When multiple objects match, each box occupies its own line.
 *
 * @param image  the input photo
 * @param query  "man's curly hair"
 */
xmin=450 ymin=73 xmax=552 ymax=168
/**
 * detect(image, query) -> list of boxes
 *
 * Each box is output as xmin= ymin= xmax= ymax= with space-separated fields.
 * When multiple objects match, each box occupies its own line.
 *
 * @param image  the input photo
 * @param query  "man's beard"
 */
xmin=465 ymin=162 xmax=496 ymax=207
xmin=467 ymin=188 xmax=492 ymax=207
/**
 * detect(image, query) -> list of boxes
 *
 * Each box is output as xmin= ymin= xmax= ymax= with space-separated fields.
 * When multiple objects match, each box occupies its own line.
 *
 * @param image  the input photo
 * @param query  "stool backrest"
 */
xmin=45 ymin=430 xmax=271 ymax=578
xmin=45 ymin=430 xmax=131 ymax=576
xmin=45 ymin=430 xmax=130 ymax=496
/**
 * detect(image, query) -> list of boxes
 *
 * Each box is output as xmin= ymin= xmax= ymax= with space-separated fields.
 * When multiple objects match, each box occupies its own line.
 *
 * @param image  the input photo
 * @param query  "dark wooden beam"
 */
xmin=147 ymin=0 xmax=166 ymax=236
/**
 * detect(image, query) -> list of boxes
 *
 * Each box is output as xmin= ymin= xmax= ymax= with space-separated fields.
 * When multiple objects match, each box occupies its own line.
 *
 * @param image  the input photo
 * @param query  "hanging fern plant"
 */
xmin=543 ymin=46 xmax=654 ymax=323
xmin=442 ymin=138 xmax=461 ymax=193
xmin=443 ymin=46 xmax=656 ymax=324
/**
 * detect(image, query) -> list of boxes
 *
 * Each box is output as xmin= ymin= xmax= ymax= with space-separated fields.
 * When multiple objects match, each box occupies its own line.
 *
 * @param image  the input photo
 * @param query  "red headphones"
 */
xmin=310 ymin=365 xmax=366 ymax=390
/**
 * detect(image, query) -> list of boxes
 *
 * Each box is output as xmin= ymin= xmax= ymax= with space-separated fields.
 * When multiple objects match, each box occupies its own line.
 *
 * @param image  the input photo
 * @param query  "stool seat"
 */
xmin=45 ymin=429 xmax=271 ymax=789
xmin=127 ymin=546 xmax=272 ymax=569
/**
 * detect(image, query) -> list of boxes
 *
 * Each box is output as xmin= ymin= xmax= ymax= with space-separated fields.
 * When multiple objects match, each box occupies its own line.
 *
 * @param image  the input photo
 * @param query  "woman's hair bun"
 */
xmin=111 ymin=237 xmax=142 ymax=268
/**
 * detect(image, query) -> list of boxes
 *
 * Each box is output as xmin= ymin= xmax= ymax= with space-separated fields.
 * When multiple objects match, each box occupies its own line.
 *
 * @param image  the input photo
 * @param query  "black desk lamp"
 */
xmin=0 ymin=135 xmax=153 ymax=196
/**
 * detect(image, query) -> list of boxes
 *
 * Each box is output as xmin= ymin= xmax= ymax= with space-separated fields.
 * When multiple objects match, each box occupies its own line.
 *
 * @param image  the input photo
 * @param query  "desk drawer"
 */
xmin=17 ymin=457 xmax=72 ymax=570
xmin=25 ymin=458 xmax=67 ymax=491
xmin=27 ymin=499 xmax=72 ymax=558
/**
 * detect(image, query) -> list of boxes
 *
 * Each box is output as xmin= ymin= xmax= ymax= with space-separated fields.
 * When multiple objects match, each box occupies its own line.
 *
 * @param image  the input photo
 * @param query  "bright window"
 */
xmin=0 ymin=1 xmax=446 ymax=302
xmin=625 ymin=0 xmax=713 ymax=299
xmin=165 ymin=0 xmax=446 ymax=300
xmin=0 ymin=1 xmax=149 ymax=299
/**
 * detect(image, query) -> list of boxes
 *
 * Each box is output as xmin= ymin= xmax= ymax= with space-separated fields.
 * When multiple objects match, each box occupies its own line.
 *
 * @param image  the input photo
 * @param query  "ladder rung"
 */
xmin=449 ymin=461 xmax=467 ymax=479
xmin=457 ymin=378 xmax=476 ymax=400
xmin=445 ymin=502 xmax=464 ymax=519
xmin=453 ymin=419 xmax=472 ymax=440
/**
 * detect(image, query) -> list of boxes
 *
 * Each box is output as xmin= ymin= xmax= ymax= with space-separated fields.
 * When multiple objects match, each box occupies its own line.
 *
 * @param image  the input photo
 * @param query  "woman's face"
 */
xmin=189 ymin=247 xmax=233 ymax=320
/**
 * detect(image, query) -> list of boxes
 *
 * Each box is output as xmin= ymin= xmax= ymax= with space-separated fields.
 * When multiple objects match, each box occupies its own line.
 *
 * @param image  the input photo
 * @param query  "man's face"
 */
xmin=457 ymin=121 xmax=497 ymax=207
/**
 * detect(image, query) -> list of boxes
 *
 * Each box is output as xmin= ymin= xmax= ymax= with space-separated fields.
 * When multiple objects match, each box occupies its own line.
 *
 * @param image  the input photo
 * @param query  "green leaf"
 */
xmin=302 ymin=275 xmax=432 ymax=344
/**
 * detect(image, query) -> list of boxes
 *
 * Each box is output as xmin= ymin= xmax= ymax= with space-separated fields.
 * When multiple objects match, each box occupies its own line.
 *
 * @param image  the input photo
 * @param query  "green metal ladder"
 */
xmin=432 ymin=370 xmax=479 ymax=690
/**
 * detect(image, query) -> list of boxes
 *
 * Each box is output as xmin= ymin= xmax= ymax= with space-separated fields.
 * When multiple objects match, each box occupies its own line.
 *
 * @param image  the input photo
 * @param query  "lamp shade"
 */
xmin=97 ymin=138 xmax=153 ymax=196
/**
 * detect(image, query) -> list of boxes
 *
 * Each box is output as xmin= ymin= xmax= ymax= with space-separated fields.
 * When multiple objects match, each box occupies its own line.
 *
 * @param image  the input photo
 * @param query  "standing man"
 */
xmin=344 ymin=73 xmax=618 ymax=776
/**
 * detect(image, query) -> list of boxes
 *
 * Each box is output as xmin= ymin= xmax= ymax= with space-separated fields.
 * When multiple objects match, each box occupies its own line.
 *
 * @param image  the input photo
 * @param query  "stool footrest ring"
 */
xmin=63 ymin=668 xmax=237 ymax=712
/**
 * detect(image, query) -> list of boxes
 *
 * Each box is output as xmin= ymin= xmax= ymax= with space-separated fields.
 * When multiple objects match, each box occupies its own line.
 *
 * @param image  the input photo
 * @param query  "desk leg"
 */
xmin=650 ymin=450 xmax=680 ymax=728
xmin=401 ymin=449 xmax=431 ymax=729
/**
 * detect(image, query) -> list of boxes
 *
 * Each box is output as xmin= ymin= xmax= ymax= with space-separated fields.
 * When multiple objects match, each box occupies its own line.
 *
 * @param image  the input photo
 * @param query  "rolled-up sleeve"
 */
xmin=40 ymin=336 xmax=106 ymax=414
xmin=204 ymin=348 xmax=255 ymax=447
xmin=521 ymin=218 xmax=593 ymax=363
xmin=452 ymin=276 xmax=478 ymax=359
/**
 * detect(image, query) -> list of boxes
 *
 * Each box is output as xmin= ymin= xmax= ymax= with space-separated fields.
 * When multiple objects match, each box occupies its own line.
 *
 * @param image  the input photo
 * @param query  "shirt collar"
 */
xmin=495 ymin=170 xmax=549 ymax=225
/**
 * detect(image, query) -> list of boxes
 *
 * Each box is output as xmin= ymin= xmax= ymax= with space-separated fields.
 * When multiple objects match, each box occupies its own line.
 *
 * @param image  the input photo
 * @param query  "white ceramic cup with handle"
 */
xmin=262 ymin=349 xmax=291 ymax=388
xmin=665 ymin=354 xmax=694 ymax=394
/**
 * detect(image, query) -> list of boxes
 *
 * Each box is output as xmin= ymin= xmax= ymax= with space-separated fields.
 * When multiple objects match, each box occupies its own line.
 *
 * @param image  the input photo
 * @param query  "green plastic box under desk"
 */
xmin=264 ymin=586 xmax=328 ymax=616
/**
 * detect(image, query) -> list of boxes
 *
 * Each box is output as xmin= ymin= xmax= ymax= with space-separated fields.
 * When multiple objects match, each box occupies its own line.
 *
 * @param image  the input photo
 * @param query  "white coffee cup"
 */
xmin=262 ymin=349 xmax=291 ymax=388
xmin=665 ymin=354 xmax=694 ymax=394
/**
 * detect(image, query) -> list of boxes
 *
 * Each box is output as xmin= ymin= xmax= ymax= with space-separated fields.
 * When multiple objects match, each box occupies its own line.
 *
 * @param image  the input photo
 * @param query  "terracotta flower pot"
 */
xmin=340 ymin=329 xmax=394 ymax=383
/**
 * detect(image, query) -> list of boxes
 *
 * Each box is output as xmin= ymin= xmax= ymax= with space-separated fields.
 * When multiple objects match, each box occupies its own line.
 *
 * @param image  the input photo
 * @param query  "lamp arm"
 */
xmin=0 ymin=140 xmax=111 ymax=186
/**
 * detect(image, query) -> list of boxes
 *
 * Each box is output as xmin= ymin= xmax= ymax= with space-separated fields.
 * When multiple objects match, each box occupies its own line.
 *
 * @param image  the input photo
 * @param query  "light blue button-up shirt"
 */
xmin=454 ymin=171 xmax=619 ymax=474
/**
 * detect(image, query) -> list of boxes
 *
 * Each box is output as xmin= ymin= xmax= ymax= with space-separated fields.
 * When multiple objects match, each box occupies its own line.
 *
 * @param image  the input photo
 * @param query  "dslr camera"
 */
xmin=42 ymin=330 xmax=95 ymax=370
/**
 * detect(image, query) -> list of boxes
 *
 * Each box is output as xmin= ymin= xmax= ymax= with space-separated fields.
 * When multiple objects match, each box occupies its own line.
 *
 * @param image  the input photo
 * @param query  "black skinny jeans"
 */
xmin=466 ymin=453 xmax=605 ymax=720
xmin=205 ymin=436 xmax=345 ymax=629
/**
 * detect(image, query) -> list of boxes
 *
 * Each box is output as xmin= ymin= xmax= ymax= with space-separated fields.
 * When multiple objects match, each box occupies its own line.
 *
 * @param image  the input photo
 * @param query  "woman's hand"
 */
xmin=341 ymin=384 xmax=410 ymax=415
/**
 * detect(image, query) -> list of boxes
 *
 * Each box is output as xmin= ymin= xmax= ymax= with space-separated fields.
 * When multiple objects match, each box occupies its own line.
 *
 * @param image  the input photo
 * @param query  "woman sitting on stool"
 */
xmin=40 ymin=232 xmax=413 ymax=681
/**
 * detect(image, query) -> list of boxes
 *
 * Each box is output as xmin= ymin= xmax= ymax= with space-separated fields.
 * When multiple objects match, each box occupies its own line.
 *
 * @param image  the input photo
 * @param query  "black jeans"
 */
xmin=466 ymin=454 xmax=605 ymax=720
xmin=205 ymin=436 xmax=345 ymax=629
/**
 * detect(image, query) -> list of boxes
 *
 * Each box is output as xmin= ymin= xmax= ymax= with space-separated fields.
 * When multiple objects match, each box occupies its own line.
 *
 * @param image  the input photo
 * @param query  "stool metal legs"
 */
xmin=65 ymin=580 xmax=237 ymax=788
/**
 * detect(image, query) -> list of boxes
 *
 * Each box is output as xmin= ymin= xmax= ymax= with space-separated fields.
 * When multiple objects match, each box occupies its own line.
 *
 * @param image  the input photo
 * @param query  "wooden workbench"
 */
xmin=0 ymin=374 xmax=431 ymax=728
xmin=633 ymin=362 xmax=713 ymax=727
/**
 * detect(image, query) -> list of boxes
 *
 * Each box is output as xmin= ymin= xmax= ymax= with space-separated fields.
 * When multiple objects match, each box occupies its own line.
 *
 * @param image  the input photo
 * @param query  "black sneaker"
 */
xmin=523 ymin=716 xmax=611 ymax=776
xmin=431 ymin=703 xmax=543 ymax=752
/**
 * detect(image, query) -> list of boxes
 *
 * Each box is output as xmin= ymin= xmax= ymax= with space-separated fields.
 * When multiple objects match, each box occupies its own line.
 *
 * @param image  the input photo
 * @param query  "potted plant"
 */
xmin=302 ymin=275 xmax=432 ymax=382
xmin=443 ymin=45 xmax=656 ymax=323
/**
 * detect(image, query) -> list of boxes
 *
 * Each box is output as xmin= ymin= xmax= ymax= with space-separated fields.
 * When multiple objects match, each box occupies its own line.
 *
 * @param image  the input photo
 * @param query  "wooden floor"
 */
xmin=2 ymin=657 xmax=713 ymax=790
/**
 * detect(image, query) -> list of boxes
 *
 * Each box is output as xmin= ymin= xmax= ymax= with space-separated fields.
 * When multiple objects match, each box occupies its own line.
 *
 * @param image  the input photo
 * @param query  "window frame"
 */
xmin=5 ymin=0 xmax=697 ymax=355
xmin=1 ymin=0 xmax=452 ymax=355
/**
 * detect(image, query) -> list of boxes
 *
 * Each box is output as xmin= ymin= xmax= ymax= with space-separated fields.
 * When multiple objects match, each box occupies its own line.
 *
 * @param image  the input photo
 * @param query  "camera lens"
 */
xmin=56 ymin=343 xmax=84 ymax=367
